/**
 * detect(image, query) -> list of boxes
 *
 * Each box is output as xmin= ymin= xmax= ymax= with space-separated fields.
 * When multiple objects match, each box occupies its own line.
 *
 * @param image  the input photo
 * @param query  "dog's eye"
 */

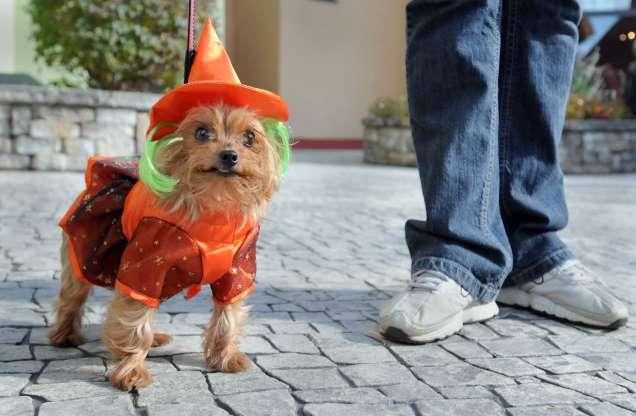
xmin=243 ymin=129 xmax=255 ymax=147
xmin=195 ymin=127 xmax=211 ymax=143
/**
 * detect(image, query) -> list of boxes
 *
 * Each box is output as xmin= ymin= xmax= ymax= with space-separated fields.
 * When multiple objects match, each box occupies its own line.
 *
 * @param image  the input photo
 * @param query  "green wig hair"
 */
xmin=139 ymin=119 xmax=292 ymax=196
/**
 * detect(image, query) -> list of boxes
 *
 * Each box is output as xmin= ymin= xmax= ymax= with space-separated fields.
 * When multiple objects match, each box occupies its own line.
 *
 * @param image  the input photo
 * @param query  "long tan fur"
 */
xmin=48 ymin=234 xmax=91 ymax=346
xmin=49 ymin=104 xmax=278 ymax=390
xmin=203 ymin=302 xmax=251 ymax=372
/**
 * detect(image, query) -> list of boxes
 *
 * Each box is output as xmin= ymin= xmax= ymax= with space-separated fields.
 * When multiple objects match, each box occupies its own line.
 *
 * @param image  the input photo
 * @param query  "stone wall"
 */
xmin=363 ymin=118 xmax=636 ymax=174
xmin=561 ymin=120 xmax=636 ymax=173
xmin=362 ymin=118 xmax=416 ymax=166
xmin=0 ymin=85 xmax=160 ymax=171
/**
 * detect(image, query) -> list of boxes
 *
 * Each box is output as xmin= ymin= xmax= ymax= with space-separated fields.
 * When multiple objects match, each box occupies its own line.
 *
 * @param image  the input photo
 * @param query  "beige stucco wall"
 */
xmin=227 ymin=0 xmax=409 ymax=139
xmin=279 ymin=0 xmax=409 ymax=139
xmin=225 ymin=0 xmax=280 ymax=93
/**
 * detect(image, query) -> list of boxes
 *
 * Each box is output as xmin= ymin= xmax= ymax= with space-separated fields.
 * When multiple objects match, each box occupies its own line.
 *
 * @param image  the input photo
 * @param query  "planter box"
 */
xmin=561 ymin=119 xmax=636 ymax=174
xmin=362 ymin=118 xmax=415 ymax=166
xmin=363 ymin=117 xmax=636 ymax=173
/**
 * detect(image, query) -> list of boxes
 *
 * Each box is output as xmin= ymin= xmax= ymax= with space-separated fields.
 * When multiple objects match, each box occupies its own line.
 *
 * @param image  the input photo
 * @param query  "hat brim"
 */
xmin=148 ymin=81 xmax=289 ymax=141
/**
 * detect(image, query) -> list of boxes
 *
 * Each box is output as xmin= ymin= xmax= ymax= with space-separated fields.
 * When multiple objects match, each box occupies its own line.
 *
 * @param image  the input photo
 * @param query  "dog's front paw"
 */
xmin=208 ymin=351 xmax=251 ymax=373
xmin=151 ymin=332 xmax=172 ymax=347
xmin=48 ymin=325 xmax=85 ymax=347
xmin=109 ymin=364 xmax=153 ymax=391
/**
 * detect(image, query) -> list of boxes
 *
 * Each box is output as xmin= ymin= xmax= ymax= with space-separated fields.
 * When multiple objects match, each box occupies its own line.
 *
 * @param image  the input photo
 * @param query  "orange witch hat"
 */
xmin=147 ymin=18 xmax=289 ymax=141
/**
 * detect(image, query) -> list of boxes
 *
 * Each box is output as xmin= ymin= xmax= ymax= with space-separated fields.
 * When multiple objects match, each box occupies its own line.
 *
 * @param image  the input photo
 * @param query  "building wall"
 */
xmin=226 ymin=0 xmax=409 ymax=140
xmin=225 ymin=0 xmax=280 ymax=93
xmin=278 ymin=0 xmax=409 ymax=139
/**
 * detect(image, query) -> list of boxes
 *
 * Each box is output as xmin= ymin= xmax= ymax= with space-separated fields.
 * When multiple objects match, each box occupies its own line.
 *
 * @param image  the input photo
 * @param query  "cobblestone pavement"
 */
xmin=1 ymin=152 xmax=635 ymax=416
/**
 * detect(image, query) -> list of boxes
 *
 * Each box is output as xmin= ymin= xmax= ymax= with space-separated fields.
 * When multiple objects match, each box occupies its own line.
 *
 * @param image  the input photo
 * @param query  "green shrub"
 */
xmin=27 ymin=0 xmax=221 ymax=91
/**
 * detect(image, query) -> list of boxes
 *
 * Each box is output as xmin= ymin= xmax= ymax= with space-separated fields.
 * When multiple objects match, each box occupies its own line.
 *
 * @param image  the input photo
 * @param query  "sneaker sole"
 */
xmin=382 ymin=301 xmax=499 ymax=344
xmin=497 ymin=288 xmax=627 ymax=330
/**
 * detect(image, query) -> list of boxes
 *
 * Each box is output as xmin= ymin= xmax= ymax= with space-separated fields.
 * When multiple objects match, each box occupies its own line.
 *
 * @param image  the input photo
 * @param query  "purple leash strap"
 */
xmin=184 ymin=0 xmax=196 ymax=83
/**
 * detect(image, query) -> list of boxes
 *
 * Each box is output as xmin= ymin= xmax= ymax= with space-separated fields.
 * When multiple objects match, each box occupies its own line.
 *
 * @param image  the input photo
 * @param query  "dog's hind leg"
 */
xmin=48 ymin=234 xmax=91 ymax=346
xmin=202 ymin=301 xmax=251 ymax=373
xmin=103 ymin=292 xmax=154 ymax=391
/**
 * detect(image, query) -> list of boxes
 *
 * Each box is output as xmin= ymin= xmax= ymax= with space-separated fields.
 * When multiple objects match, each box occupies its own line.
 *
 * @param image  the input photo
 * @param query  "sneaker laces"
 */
xmin=408 ymin=271 xmax=449 ymax=293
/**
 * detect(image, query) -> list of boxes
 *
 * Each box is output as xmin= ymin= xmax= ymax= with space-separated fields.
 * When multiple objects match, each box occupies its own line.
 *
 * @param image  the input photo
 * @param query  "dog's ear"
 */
xmin=260 ymin=118 xmax=292 ymax=177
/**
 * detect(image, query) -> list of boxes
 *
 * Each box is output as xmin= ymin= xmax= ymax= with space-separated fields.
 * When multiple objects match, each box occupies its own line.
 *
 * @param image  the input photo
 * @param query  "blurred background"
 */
xmin=0 ymin=0 xmax=635 ymax=173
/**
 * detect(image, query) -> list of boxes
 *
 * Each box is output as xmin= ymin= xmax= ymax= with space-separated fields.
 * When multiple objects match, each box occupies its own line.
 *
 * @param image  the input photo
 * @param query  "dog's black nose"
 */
xmin=219 ymin=150 xmax=239 ymax=168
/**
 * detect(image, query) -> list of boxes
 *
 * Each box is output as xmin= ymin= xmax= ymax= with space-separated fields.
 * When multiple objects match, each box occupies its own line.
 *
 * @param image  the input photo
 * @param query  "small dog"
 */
xmin=48 ymin=104 xmax=284 ymax=390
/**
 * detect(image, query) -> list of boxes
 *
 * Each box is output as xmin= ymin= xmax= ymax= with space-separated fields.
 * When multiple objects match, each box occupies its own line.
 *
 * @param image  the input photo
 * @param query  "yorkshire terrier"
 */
xmin=48 ymin=104 xmax=286 ymax=390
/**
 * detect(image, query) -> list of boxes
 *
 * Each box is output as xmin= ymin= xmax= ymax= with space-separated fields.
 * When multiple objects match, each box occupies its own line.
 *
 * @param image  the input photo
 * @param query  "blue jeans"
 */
xmin=405 ymin=0 xmax=581 ymax=302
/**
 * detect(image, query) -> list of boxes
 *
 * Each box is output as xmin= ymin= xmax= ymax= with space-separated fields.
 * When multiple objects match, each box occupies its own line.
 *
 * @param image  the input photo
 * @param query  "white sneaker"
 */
xmin=498 ymin=260 xmax=628 ymax=329
xmin=378 ymin=271 xmax=499 ymax=344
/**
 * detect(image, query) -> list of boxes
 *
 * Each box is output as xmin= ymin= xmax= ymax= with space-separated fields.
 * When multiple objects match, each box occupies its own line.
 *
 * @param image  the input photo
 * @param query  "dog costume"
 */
xmin=59 ymin=19 xmax=289 ymax=308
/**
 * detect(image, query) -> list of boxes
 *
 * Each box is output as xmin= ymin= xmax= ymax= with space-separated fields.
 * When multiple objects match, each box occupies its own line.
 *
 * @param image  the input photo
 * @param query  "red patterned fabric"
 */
xmin=60 ymin=156 xmax=259 ymax=308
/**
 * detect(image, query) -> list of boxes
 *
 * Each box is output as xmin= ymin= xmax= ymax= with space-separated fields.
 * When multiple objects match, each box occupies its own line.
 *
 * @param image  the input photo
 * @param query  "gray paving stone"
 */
xmin=77 ymin=341 xmax=109 ymax=357
xmin=0 ymin=373 xmax=30 ymax=396
xmin=38 ymin=357 xmax=105 ymax=383
xmin=23 ymin=381 xmax=125 ymax=401
xmin=580 ymin=403 xmax=636 ymax=416
xmin=33 ymin=345 xmax=84 ymax=360
xmin=147 ymin=335 xmax=202 ymax=356
xmin=603 ymin=394 xmax=636 ymax=412
xmin=264 ymin=334 xmax=320 ymax=354
xmin=172 ymin=353 xmax=211 ymax=372
xmin=412 ymin=363 xmax=514 ymax=387
xmin=218 ymin=389 xmax=297 ymax=416
xmin=524 ymin=354 xmax=602 ymax=374
xmin=271 ymin=303 xmax=305 ymax=312
xmin=598 ymin=371 xmax=636 ymax=392
xmin=269 ymin=322 xmax=316 ymax=335
xmin=548 ymin=335 xmax=632 ymax=354
xmin=486 ymin=319 xmax=550 ymax=337
xmin=313 ymin=334 xmax=396 ymax=364
xmin=268 ymin=368 xmax=349 ymax=390
xmin=146 ymin=395 xmax=230 ymax=416
xmin=388 ymin=344 xmax=458 ymax=367
xmin=539 ymin=374 xmax=628 ymax=396
xmin=106 ymin=358 xmax=176 ymax=374
xmin=206 ymin=366 xmax=288 ymax=395
xmin=532 ymin=320 xmax=587 ymax=337
xmin=136 ymin=371 xmax=210 ymax=406
xmin=581 ymin=352 xmax=636 ymax=373
xmin=294 ymin=387 xmax=389 ymax=404
xmin=0 ymin=328 xmax=28 ymax=344
xmin=459 ymin=323 xmax=500 ymax=340
xmin=437 ymin=385 xmax=496 ymax=399
xmin=241 ymin=336 xmax=278 ymax=354
xmin=0 ymin=345 xmax=32 ymax=361
xmin=38 ymin=395 xmax=135 ymax=416
xmin=379 ymin=380 xmax=442 ymax=402
xmin=467 ymin=357 xmax=545 ymax=377
xmin=479 ymin=337 xmax=562 ymax=357
xmin=2 ymin=158 xmax=636 ymax=416
xmin=495 ymin=384 xmax=596 ymax=406
xmin=303 ymin=403 xmax=414 ymax=416
xmin=414 ymin=399 xmax=505 ymax=416
xmin=507 ymin=405 xmax=585 ymax=416
xmin=256 ymin=353 xmax=334 ymax=369
xmin=442 ymin=339 xmax=493 ymax=359
xmin=339 ymin=363 xmax=415 ymax=387
xmin=245 ymin=324 xmax=272 ymax=335
xmin=0 ymin=396 xmax=34 ymax=416
xmin=0 ymin=360 xmax=43 ymax=374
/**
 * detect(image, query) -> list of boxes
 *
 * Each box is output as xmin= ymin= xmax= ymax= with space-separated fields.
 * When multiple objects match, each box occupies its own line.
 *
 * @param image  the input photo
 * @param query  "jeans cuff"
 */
xmin=412 ymin=256 xmax=501 ymax=302
xmin=505 ymin=248 xmax=575 ymax=287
